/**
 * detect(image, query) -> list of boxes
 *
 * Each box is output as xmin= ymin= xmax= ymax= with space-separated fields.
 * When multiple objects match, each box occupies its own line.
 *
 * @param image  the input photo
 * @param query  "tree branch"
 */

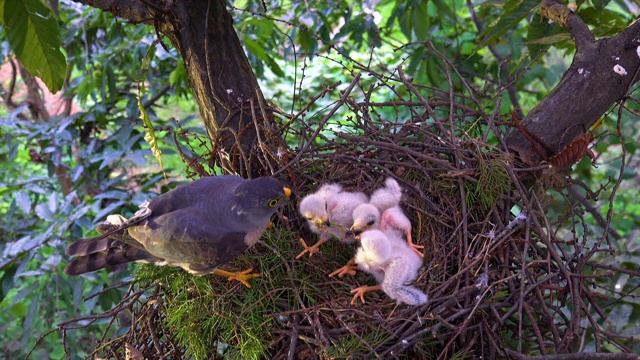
xmin=70 ymin=0 xmax=155 ymax=24
xmin=505 ymin=1 xmax=640 ymax=163
xmin=539 ymin=0 xmax=595 ymax=49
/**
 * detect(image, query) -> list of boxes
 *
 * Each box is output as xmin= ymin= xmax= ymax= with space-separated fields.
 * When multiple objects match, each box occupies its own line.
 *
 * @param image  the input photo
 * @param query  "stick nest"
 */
xmin=58 ymin=64 xmax=639 ymax=359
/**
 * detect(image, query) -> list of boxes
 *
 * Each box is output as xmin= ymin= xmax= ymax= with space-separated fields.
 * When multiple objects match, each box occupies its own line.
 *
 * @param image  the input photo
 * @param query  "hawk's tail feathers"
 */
xmin=66 ymin=212 xmax=151 ymax=256
xmin=64 ymin=246 xmax=155 ymax=275
xmin=66 ymin=236 xmax=117 ymax=256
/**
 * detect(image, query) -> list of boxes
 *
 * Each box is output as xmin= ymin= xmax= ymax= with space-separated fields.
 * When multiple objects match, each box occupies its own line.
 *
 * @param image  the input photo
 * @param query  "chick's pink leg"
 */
xmin=406 ymin=231 xmax=424 ymax=258
xmin=350 ymin=285 xmax=382 ymax=304
xmin=329 ymin=258 xmax=359 ymax=277
xmin=295 ymin=233 xmax=329 ymax=259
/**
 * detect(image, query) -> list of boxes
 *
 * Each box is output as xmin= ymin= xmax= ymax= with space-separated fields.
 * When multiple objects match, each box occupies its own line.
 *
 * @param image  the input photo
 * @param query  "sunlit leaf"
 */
xmin=15 ymin=192 xmax=32 ymax=214
xmin=2 ymin=0 xmax=67 ymax=92
xmin=244 ymin=37 xmax=285 ymax=77
xmin=138 ymin=84 xmax=165 ymax=175
xmin=35 ymin=203 xmax=54 ymax=220
xmin=9 ymin=302 xmax=27 ymax=317
xmin=71 ymin=164 xmax=84 ymax=182
xmin=48 ymin=191 xmax=58 ymax=214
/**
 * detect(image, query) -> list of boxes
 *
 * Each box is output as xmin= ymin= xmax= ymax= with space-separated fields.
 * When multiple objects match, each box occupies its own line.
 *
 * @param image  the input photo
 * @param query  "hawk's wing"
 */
xmin=129 ymin=207 xmax=258 ymax=270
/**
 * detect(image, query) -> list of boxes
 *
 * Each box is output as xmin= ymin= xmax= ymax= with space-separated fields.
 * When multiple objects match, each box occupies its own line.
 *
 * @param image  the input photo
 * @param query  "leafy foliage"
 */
xmin=0 ymin=0 xmax=638 ymax=358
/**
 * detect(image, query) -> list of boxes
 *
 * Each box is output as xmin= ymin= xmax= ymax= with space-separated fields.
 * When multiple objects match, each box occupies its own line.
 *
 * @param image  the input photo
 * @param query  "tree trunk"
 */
xmin=74 ymin=0 xmax=276 ymax=177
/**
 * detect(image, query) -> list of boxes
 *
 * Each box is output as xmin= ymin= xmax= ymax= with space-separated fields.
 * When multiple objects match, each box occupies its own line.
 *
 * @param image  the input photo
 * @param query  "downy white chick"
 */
xmin=350 ymin=229 xmax=427 ymax=305
xmin=368 ymin=177 xmax=424 ymax=257
xmin=328 ymin=203 xmax=380 ymax=277
xmin=369 ymin=177 xmax=403 ymax=211
xmin=297 ymin=183 xmax=368 ymax=259
xmin=329 ymin=178 xmax=421 ymax=278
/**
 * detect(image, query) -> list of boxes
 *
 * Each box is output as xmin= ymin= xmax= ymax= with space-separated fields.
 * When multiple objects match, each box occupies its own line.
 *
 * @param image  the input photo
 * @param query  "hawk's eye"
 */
xmin=268 ymin=199 xmax=279 ymax=208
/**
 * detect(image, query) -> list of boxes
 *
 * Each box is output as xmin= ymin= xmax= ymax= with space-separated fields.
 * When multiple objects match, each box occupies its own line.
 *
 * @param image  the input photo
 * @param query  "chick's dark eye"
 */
xmin=367 ymin=220 xmax=375 ymax=226
xmin=268 ymin=199 xmax=279 ymax=208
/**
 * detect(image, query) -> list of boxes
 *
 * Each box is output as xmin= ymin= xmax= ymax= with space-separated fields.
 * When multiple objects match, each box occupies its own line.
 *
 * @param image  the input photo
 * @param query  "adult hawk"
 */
xmin=64 ymin=175 xmax=291 ymax=287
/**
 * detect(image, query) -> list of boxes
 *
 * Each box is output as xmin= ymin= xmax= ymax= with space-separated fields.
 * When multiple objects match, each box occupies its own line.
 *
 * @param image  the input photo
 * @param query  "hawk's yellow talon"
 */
xmin=213 ymin=268 xmax=261 ymax=288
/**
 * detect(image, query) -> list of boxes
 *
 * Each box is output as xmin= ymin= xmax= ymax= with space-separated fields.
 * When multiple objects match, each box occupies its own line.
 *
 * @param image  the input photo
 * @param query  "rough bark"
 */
xmin=505 ymin=0 xmax=640 ymax=163
xmin=72 ymin=0 xmax=274 ymax=177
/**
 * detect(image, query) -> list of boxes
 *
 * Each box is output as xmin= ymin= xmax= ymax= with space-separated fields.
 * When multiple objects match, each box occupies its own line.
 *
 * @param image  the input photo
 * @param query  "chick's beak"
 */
xmin=312 ymin=218 xmax=330 ymax=227
xmin=283 ymin=187 xmax=292 ymax=198
xmin=347 ymin=226 xmax=363 ymax=238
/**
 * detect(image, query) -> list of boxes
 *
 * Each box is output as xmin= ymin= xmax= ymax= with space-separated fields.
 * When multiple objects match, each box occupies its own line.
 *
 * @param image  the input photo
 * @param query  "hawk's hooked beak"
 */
xmin=283 ymin=187 xmax=292 ymax=198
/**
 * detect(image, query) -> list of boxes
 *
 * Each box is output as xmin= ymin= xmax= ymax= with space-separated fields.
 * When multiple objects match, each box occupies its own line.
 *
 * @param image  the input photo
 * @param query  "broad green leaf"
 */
xmin=169 ymin=60 xmax=186 ymax=86
xmin=15 ymin=191 xmax=31 ymax=214
xmin=474 ymin=0 xmax=539 ymax=54
xmin=525 ymin=33 xmax=571 ymax=45
xmin=525 ymin=13 xmax=565 ymax=59
xmin=431 ymin=0 xmax=454 ymax=19
xmin=138 ymin=85 xmax=165 ymax=175
xmin=591 ymin=0 xmax=611 ymax=11
xmin=9 ymin=302 xmax=27 ymax=317
xmin=21 ymin=291 xmax=39 ymax=349
xmin=35 ymin=202 xmax=54 ymax=220
xmin=3 ymin=0 xmax=67 ymax=92
xmin=411 ymin=1 xmax=429 ymax=40
xmin=0 ymin=264 xmax=18 ymax=302
xmin=244 ymin=37 xmax=284 ymax=77
xmin=48 ymin=191 xmax=58 ymax=214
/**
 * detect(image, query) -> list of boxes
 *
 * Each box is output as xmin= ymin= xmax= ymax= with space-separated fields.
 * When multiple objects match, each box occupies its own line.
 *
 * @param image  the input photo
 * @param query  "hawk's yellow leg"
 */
xmin=213 ymin=268 xmax=261 ymax=288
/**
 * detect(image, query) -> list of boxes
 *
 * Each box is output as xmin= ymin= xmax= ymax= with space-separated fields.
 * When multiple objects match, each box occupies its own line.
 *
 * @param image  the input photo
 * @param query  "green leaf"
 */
xmin=22 ymin=291 xmax=40 ymax=349
xmin=475 ymin=0 xmax=538 ymax=54
xmin=591 ymin=0 xmax=610 ymax=11
xmin=0 ymin=264 xmax=17 ymax=302
xmin=9 ymin=301 xmax=27 ymax=317
xmin=35 ymin=202 xmax=54 ymax=220
xmin=15 ymin=191 xmax=31 ymax=214
xmin=526 ymin=13 xmax=565 ymax=59
xmin=244 ymin=37 xmax=284 ymax=77
xmin=411 ymin=1 xmax=429 ymax=40
xmin=3 ymin=0 xmax=67 ymax=92
xmin=138 ymin=84 xmax=165 ymax=175
xmin=169 ymin=60 xmax=186 ymax=86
